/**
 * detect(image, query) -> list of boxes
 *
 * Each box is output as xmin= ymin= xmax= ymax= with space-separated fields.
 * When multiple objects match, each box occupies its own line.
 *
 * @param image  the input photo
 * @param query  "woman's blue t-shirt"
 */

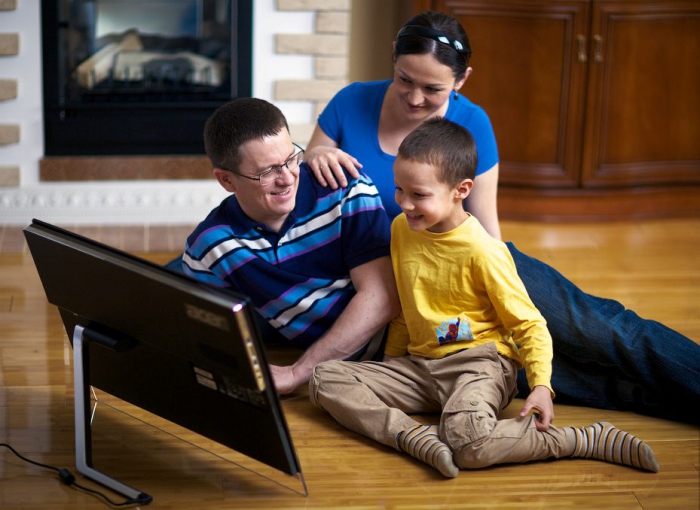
xmin=318 ymin=79 xmax=499 ymax=219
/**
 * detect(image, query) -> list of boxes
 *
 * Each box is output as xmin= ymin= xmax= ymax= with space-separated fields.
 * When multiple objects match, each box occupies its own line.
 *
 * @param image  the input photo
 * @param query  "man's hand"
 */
xmin=269 ymin=363 xmax=315 ymax=395
xmin=518 ymin=385 xmax=554 ymax=431
xmin=269 ymin=364 xmax=301 ymax=395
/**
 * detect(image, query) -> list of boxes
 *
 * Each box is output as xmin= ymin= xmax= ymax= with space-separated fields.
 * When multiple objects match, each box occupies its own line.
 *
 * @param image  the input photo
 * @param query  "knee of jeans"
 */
xmin=442 ymin=406 xmax=494 ymax=454
xmin=309 ymin=360 xmax=348 ymax=408
xmin=452 ymin=435 xmax=495 ymax=470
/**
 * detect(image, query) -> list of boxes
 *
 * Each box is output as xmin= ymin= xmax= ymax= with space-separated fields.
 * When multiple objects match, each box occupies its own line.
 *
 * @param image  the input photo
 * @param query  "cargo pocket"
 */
xmin=441 ymin=391 xmax=496 ymax=451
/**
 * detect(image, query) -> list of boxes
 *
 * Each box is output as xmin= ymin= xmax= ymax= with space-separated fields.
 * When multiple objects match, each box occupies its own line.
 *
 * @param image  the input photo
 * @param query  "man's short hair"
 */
xmin=397 ymin=117 xmax=478 ymax=185
xmin=204 ymin=98 xmax=290 ymax=171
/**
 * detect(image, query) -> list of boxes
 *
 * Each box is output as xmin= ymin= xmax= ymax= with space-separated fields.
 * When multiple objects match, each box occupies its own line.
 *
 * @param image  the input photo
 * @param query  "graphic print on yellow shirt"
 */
xmin=437 ymin=317 xmax=474 ymax=345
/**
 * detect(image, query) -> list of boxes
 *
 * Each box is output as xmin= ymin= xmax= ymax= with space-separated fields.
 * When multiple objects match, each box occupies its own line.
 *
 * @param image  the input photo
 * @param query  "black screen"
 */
xmin=24 ymin=219 xmax=300 ymax=477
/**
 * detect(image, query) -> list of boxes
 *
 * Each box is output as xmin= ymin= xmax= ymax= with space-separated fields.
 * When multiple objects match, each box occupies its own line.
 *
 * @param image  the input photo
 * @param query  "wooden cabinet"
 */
xmin=417 ymin=0 xmax=700 ymax=220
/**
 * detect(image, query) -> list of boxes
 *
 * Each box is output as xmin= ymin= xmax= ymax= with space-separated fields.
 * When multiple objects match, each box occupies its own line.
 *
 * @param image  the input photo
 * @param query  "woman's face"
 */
xmin=391 ymin=53 xmax=468 ymax=122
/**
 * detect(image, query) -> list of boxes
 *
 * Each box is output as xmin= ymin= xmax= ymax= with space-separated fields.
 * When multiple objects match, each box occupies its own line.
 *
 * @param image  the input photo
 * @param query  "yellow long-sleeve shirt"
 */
xmin=386 ymin=213 xmax=554 ymax=394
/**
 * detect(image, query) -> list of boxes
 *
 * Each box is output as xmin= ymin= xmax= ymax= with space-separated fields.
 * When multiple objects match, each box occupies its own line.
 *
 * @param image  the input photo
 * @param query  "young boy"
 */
xmin=309 ymin=117 xmax=659 ymax=477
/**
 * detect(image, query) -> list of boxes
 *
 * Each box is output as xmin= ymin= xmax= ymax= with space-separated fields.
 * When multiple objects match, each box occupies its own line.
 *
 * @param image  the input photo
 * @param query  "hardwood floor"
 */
xmin=1 ymin=219 xmax=698 ymax=509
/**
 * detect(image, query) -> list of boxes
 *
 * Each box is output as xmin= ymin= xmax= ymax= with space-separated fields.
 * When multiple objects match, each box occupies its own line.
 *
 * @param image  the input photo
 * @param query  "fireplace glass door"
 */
xmin=42 ymin=0 xmax=252 ymax=156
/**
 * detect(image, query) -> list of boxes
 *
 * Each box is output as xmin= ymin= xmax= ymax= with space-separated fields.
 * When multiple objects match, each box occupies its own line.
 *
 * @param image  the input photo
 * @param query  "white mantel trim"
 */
xmin=0 ymin=182 xmax=229 ymax=225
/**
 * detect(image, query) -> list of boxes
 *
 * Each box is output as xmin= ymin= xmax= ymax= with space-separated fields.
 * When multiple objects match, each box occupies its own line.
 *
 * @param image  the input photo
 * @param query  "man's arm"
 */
xmin=270 ymin=255 xmax=400 ymax=394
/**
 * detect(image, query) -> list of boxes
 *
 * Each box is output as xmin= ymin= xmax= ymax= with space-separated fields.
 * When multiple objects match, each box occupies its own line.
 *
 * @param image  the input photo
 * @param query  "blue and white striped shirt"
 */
xmin=183 ymin=164 xmax=391 ymax=349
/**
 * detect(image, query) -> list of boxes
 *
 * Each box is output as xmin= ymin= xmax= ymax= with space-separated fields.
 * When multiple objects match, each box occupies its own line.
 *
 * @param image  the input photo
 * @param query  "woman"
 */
xmin=304 ymin=10 xmax=700 ymax=425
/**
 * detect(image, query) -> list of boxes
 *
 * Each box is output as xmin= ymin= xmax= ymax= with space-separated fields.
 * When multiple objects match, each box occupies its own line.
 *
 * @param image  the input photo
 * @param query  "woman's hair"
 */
xmin=398 ymin=117 xmax=478 ymax=186
xmin=203 ymin=97 xmax=289 ymax=171
xmin=395 ymin=11 xmax=471 ymax=79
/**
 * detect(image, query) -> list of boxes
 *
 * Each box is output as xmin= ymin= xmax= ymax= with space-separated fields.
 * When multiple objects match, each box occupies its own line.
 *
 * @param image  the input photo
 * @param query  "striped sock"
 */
xmin=569 ymin=422 xmax=659 ymax=472
xmin=397 ymin=424 xmax=459 ymax=478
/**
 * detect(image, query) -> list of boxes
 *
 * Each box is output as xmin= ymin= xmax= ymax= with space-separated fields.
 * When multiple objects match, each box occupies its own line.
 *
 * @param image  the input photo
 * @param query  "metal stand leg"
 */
xmin=73 ymin=325 xmax=152 ymax=504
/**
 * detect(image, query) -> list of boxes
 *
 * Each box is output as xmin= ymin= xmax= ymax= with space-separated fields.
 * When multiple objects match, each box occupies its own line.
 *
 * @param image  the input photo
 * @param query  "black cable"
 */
xmin=0 ymin=443 xmax=150 ymax=507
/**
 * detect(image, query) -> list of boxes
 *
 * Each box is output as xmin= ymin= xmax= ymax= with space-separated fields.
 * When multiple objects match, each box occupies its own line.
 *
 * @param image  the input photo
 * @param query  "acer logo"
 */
xmin=184 ymin=304 xmax=230 ymax=331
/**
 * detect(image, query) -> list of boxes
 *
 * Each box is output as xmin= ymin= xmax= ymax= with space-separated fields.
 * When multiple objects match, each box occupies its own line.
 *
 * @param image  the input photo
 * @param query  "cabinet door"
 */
xmin=418 ymin=0 xmax=590 ymax=188
xmin=582 ymin=1 xmax=700 ymax=187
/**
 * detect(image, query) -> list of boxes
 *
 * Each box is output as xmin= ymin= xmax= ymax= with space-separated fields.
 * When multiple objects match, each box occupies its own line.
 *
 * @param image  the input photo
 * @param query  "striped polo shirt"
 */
xmin=182 ymin=164 xmax=391 ymax=349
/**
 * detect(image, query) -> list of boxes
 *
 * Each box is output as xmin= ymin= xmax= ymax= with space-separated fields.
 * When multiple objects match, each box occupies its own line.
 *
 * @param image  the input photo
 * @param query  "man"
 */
xmin=182 ymin=98 xmax=400 ymax=394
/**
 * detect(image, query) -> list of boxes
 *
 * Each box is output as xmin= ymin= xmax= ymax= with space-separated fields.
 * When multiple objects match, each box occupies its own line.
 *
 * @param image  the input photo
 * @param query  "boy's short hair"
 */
xmin=397 ymin=117 xmax=478 ymax=185
xmin=204 ymin=98 xmax=289 ymax=171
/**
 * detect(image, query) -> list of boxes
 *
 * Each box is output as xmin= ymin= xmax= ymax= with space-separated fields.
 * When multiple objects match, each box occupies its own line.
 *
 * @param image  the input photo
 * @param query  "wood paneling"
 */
xmin=420 ymin=0 xmax=700 ymax=220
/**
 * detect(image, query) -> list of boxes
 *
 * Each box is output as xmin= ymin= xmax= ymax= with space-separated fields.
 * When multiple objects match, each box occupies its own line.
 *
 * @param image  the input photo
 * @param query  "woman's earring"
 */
xmin=453 ymin=90 xmax=459 ymax=100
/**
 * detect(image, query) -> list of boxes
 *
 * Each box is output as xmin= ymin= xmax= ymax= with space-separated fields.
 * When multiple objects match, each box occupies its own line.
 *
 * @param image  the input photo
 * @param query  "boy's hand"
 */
xmin=519 ymin=385 xmax=554 ymax=431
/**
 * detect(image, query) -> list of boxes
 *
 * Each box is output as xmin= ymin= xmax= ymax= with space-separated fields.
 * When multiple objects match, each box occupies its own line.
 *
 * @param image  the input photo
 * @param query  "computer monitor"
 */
xmin=23 ymin=219 xmax=303 ymax=504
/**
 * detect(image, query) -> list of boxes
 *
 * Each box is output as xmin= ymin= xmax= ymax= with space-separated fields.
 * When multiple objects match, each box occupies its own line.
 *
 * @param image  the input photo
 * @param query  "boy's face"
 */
xmin=393 ymin=157 xmax=472 ymax=234
xmin=214 ymin=129 xmax=300 ymax=232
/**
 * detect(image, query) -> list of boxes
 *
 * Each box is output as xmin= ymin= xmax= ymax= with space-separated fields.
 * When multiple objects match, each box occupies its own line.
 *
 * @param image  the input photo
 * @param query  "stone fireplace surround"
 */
xmin=0 ymin=0 xmax=356 ymax=225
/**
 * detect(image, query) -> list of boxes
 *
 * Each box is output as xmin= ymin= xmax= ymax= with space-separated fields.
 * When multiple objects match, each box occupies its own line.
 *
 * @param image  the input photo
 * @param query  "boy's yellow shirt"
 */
xmin=387 ymin=213 xmax=554 ymax=394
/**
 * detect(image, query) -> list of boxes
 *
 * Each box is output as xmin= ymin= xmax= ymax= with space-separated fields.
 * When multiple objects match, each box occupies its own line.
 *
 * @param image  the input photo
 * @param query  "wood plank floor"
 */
xmin=1 ymin=219 xmax=699 ymax=509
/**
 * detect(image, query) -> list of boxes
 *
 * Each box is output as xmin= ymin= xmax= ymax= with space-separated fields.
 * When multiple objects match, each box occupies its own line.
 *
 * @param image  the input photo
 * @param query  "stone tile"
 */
xmin=0 ymin=165 xmax=20 ymax=186
xmin=276 ymin=34 xmax=347 ymax=56
xmin=316 ymin=12 xmax=350 ymax=34
xmin=289 ymin=123 xmax=315 ymax=147
xmin=315 ymin=57 xmax=348 ymax=78
xmin=121 ymin=226 xmax=147 ymax=253
xmin=274 ymin=79 xmax=347 ymax=101
xmin=39 ymin=156 xmax=211 ymax=181
xmin=0 ymin=225 xmax=27 ymax=253
xmin=0 ymin=224 xmax=192 ymax=254
xmin=147 ymin=225 xmax=174 ymax=252
xmin=0 ymin=79 xmax=18 ymax=101
xmin=0 ymin=33 xmax=19 ymax=55
xmin=0 ymin=124 xmax=20 ymax=145
xmin=94 ymin=226 xmax=125 ymax=250
xmin=277 ymin=0 xmax=349 ymax=10
xmin=71 ymin=226 xmax=103 ymax=245
xmin=313 ymin=102 xmax=328 ymax=118
xmin=169 ymin=225 xmax=194 ymax=252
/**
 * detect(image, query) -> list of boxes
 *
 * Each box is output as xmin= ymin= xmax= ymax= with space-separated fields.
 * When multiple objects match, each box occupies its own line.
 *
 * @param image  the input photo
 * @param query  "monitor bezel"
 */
xmin=23 ymin=219 xmax=303 ymax=501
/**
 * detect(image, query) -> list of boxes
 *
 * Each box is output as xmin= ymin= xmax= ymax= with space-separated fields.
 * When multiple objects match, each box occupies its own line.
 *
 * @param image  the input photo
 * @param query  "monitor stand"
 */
xmin=71 ymin=325 xmax=308 ymax=503
xmin=72 ymin=324 xmax=154 ymax=505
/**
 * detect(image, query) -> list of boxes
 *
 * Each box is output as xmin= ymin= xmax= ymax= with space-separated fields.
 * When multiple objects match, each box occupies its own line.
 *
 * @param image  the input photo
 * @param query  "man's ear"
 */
xmin=213 ymin=168 xmax=237 ymax=193
xmin=454 ymin=178 xmax=474 ymax=201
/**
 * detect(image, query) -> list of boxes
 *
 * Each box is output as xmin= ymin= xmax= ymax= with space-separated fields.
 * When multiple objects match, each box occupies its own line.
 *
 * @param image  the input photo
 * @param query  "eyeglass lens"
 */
xmin=260 ymin=148 xmax=303 ymax=186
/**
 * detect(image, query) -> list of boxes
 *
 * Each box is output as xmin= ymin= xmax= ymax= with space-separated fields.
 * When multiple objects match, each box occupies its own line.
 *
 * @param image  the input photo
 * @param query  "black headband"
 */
xmin=396 ymin=25 xmax=469 ymax=56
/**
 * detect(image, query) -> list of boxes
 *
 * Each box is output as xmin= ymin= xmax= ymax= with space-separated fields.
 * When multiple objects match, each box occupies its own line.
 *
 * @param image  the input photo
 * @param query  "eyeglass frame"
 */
xmin=221 ymin=143 xmax=305 ymax=186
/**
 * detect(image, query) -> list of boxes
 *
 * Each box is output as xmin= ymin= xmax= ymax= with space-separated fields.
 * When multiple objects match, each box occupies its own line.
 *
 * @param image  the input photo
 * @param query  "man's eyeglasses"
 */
xmin=225 ymin=143 xmax=305 ymax=187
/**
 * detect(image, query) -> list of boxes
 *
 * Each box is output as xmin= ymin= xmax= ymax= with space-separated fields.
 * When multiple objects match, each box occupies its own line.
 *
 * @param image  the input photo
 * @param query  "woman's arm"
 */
xmin=305 ymin=124 xmax=362 ymax=189
xmin=464 ymin=163 xmax=502 ymax=240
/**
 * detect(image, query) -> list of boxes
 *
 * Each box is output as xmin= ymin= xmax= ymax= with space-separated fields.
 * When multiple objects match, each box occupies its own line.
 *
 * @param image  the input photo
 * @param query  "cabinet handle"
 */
xmin=594 ymin=35 xmax=603 ymax=63
xmin=577 ymin=34 xmax=587 ymax=62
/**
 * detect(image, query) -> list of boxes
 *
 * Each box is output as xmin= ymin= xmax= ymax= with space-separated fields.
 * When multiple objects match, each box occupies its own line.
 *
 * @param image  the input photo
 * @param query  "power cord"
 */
xmin=0 ymin=442 xmax=152 ymax=507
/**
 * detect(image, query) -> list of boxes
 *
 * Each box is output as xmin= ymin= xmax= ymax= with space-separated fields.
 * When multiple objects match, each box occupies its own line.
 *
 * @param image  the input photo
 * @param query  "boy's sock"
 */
xmin=396 ymin=424 xmax=458 ymax=478
xmin=566 ymin=422 xmax=659 ymax=472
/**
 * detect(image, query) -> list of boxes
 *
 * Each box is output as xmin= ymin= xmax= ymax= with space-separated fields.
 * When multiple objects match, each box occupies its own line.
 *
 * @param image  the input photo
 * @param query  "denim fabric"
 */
xmin=507 ymin=242 xmax=700 ymax=425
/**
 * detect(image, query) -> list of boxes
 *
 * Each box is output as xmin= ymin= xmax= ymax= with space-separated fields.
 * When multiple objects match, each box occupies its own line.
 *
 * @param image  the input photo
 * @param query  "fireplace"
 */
xmin=41 ymin=0 xmax=252 ymax=157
